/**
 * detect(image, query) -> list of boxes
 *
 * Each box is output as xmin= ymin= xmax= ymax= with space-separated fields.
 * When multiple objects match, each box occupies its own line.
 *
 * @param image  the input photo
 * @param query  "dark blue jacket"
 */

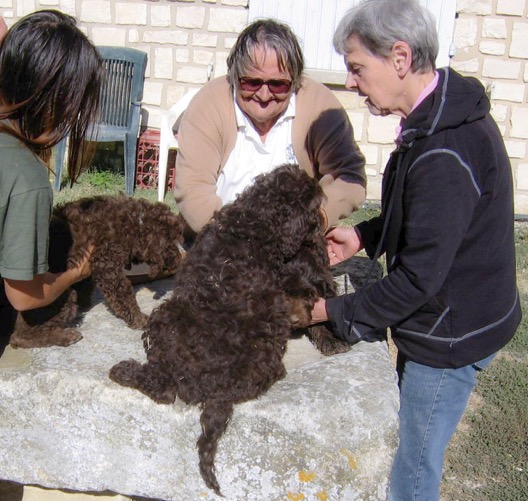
xmin=326 ymin=68 xmax=522 ymax=368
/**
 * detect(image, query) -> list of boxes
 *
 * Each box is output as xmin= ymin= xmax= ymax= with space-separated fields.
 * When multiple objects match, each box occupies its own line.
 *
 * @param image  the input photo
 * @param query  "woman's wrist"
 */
xmin=353 ymin=226 xmax=364 ymax=251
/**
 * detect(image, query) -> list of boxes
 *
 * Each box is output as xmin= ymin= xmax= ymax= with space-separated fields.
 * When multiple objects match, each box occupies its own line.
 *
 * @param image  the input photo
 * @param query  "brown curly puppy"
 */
xmin=109 ymin=164 xmax=350 ymax=495
xmin=10 ymin=195 xmax=184 ymax=349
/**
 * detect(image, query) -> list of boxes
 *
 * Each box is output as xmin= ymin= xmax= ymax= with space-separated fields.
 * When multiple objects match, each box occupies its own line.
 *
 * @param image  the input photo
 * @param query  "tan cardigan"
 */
xmin=174 ymin=76 xmax=366 ymax=233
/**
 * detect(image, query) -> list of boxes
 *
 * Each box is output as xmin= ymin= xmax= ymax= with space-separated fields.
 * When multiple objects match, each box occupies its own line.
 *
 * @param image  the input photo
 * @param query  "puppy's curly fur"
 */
xmin=10 ymin=195 xmax=184 ymax=349
xmin=109 ymin=165 xmax=350 ymax=495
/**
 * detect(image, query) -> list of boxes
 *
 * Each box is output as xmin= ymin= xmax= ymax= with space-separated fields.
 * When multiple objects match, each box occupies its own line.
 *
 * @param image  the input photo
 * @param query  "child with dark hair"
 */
xmin=0 ymin=10 xmax=104 ymax=345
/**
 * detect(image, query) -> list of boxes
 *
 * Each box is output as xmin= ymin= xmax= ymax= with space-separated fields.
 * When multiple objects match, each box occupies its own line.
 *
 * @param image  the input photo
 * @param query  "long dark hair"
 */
xmin=0 ymin=10 xmax=104 ymax=182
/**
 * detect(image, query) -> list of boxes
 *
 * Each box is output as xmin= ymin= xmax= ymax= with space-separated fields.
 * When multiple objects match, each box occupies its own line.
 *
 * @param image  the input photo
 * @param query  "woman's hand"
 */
xmin=326 ymin=226 xmax=363 ymax=265
xmin=70 ymin=244 xmax=94 ymax=282
xmin=310 ymin=298 xmax=329 ymax=324
xmin=3 ymin=244 xmax=95 ymax=311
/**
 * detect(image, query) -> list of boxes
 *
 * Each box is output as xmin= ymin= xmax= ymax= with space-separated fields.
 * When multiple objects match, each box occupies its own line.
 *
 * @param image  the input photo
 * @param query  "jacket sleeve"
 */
xmin=356 ymin=216 xmax=384 ymax=259
xmin=327 ymin=148 xmax=481 ymax=342
xmin=173 ymin=81 xmax=233 ymax=233
xmin=297 ymin=82 xmax=366 ymax=228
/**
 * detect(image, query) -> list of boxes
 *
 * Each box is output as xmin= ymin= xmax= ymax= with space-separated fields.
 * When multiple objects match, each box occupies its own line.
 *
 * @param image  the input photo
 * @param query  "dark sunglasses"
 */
xmin=238 ymin=77 xmax=292 ymax=94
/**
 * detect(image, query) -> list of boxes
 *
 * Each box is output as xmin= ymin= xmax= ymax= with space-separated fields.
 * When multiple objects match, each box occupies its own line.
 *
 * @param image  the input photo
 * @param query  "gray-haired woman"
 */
xmin=311 ymin=1 xmax=521 ymax=500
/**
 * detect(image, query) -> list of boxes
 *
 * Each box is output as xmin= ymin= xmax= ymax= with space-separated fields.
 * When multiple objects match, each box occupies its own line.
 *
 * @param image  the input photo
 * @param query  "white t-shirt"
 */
xmin=216 ymin=94 xmax=298 ymax=205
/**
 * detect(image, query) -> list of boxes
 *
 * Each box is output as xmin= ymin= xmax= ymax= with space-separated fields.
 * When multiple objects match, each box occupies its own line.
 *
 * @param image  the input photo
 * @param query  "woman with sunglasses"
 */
xmin=0 ymin=10 xmax=103 ymax=345
xmin=174 ymin=18 xmax=366 ymax=238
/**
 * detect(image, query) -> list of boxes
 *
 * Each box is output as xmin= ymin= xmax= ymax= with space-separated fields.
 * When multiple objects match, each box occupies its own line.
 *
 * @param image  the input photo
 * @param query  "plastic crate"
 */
xmin=135 ymin=129 xmax=177 ymax=190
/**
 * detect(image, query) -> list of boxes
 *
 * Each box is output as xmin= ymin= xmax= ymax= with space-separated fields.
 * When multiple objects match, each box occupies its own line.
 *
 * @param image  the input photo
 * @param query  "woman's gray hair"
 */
xmin=333 ymin=0 xmax=439 ymax=73
xmin=226 ymin=18 xmax=305 ymax=92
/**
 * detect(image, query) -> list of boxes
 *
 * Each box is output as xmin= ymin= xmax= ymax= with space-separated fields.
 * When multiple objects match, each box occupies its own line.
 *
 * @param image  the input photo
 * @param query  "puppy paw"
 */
xmin=10 ymin=328 xmax=82 ymax=349
xmin=307 ymin=324 xmax=351 ymax=356
xmin=126 ymin=313 xmax=149 ymax=330
xmin=109 ymin=359 xmax=143 ymax=387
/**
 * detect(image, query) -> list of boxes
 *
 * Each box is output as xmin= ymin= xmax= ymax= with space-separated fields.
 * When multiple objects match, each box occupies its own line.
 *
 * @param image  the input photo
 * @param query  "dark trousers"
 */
xmin=0 ymin=217 xmax=72 ymax=355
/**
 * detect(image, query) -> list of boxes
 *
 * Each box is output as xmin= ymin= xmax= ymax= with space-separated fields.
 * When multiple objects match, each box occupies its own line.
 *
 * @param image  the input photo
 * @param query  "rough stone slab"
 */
xmin=0 ymin=262 xmax=399 ymax=501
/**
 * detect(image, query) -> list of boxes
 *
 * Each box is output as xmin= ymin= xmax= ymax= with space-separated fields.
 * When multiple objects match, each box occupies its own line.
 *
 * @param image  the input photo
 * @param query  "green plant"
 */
xmin=82 ymin=169 xmax=122 ymax=189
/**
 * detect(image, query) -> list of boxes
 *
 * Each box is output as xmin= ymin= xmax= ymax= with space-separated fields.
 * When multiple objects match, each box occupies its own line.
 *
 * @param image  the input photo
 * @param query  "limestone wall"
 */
xmin=0 ymin=0 xmax=526 ymax=211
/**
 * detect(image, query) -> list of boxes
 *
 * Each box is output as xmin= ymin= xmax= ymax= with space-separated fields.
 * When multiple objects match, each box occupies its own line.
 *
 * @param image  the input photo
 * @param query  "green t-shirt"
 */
xmin=0 ymin=132 xmax=53 ymax=280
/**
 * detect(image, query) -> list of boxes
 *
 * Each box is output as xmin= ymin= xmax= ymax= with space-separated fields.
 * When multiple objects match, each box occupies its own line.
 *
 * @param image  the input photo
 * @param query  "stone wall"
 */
xmin=452 ymin=0 xmax=528 ymax=213
xmin=0 ymin=0 xmax=526 ymax=211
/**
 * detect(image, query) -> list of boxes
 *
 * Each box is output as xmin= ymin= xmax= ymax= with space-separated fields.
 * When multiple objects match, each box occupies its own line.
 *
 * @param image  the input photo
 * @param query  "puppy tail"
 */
xmin=197 ymin=398 xmax=233 ymax=496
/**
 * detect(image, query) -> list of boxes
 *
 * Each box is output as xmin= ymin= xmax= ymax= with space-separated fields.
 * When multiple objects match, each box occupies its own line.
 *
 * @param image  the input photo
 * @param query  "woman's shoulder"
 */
xmin=192 ymin=77 xmax=232 ymax=107
xmin=297 ymin=76 xmax=342 ymax=107
xmin=184 ymin=77 xmax=234 ymax=125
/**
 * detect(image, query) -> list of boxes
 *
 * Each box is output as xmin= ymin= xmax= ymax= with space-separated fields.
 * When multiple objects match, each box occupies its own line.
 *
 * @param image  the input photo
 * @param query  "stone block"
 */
xmin=91 ymin=28 xmax=127 ymax=47
xmin=482 ymin=18 xmax=507 ymax=38
xmin=143 ymin=30 xmax=188 ymax=45
xmin=127 ymin=29 xmax=139 ymax=44
xmin=479 ymin=41 xmax=506 ymax=56
xmin=208 ymin=7 xmax=247 ymax=33
xmin=224 ymin=36 xmax=238 ymax=49
xmin=80 ymin=1 xmax=111 ymax=23
xmin=214 ymin=51 xmax=229 ymax=77
xmin=490 ymin=103 xmax=508 ymax=123
xmin=175 ymin=5 xmax=205 ymax=29
xmin=175 ymin=48 xmax=190 ymax=63
xmin=194 ymin=49 xmax=215 ymax=65
xmin=177 ymin=66 xmax=209 ymax=84
xmin=510 ymin=22 xmax=528 ymax=59
xmin=143 ymin=81 xmax=164 ymax=106
xmin=15 ymin=0 xmax=33 ymax=15
xmin=367 ymin=115 xmax=400 ymax=145
xmin=453 ymin=17 xmax=478 ymax=52
xmin=59 ymin=0 xmax=75 ymax=16
xmin=515 ymin=194 xmax=528 ymax=215
xmin=497 ymin=0 xmax=525 ymax=16
xmin=115 ymin=2 xmax=147 ymax=25
xmin=489 ymin=81 xmax=526 ymax=102
xmin=193 ymin=33 xmax=218 ymax=47
xmin=505 ymin=140 xmax=527 ymax=159
xmin=510 ymin=106 xmax=528 ymax=140
xmin=347 ymin=111 xmax=364 ymax=142
xmin=362 ymin=144 xmax=379 ymax=166
xmin=517 ymin=163 xmax=528 ymax=191
xmin=150 ymin=5 xmax=171 ymax=27
xmin=0 ymin=260 xmax=399 ymax=501
xmin=221 ymin=0 xmax=248 ymax=6
xmin=451 ymin=58 xmax=480 ymax=73
xmin=154 ymin=47 xmax=173 ymax=79
xmin=482 ymin=58 xmax=521 ymax=79
xmin=457 ymin=0 xmax=492 ymax=15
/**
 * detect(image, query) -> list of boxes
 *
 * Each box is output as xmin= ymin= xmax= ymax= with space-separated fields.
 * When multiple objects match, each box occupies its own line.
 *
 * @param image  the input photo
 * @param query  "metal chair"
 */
xmin=157 ymin=88 xmax=199 ymax=202
xmin=54 ymin=46 xmax=148 ymax=195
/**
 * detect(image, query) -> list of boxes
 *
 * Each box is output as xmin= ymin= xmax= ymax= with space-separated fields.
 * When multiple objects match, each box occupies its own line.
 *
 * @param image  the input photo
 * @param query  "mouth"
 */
xmin=252 ymin=98 xmax=276 ymax=109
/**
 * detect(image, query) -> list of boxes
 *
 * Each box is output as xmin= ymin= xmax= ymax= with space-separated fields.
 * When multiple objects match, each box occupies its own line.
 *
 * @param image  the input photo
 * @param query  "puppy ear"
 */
xmin=276 ymin=189 xmax=324 ymax=257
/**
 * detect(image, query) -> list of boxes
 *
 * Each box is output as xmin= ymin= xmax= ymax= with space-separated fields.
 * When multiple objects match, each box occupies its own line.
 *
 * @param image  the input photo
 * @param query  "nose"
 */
xmin=345 ymin=72 xmax=358 ymax=91
xmin=254 ymin=84 xmax=273 ymax=100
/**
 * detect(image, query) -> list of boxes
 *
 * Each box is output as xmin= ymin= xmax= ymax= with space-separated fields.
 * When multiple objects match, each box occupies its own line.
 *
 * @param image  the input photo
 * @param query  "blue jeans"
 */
xmin=388 ymin=353 xmax=496 ymax=501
